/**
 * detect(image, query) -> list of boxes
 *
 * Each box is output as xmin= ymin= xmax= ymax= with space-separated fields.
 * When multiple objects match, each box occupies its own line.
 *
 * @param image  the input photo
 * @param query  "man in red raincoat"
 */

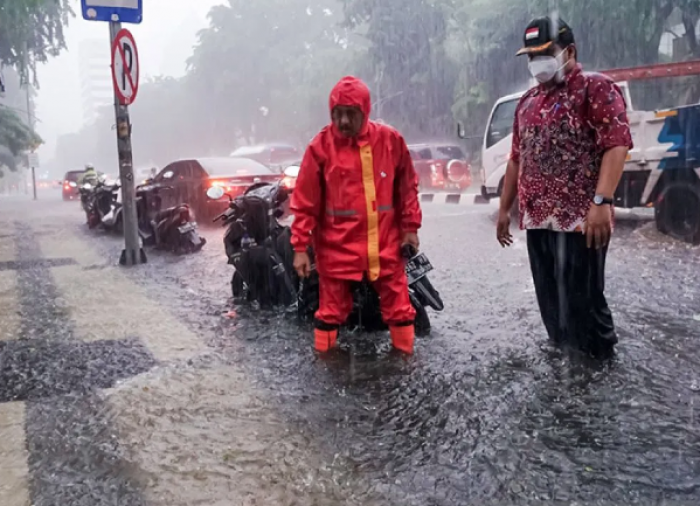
xmin=291 ymin=76 xmax=422 ymax=354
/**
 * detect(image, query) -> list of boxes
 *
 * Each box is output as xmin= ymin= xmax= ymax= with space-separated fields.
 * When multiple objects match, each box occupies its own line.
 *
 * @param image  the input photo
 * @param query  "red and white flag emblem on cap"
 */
xmin=525 ymin=28 xmax=539 ymax=40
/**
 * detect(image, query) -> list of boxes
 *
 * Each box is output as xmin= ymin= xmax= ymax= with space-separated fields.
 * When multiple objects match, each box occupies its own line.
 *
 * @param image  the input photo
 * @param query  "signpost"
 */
xmin=82 ymin=0 xmax=145 ymax=266
xmin=28 ymin=152 xmax=38 ymax=200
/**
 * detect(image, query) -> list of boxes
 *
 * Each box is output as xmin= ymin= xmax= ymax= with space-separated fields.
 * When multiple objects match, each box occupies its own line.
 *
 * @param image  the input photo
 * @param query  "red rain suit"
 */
xmin=290 ymin=76 xmax=422 ymax=326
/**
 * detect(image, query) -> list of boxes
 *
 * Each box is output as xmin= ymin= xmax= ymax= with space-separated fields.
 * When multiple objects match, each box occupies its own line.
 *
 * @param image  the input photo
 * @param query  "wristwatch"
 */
xmin=593 ymin=195 xmax=613 ymax=206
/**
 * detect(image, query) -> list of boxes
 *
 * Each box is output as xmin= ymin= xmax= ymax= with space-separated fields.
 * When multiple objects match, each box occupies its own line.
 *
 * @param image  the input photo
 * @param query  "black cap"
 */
xmin=516 ymin=16 xmax=575 ymax=56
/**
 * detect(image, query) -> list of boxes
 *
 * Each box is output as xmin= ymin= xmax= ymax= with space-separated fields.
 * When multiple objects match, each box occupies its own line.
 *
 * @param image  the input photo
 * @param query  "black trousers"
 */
xmin=526 ymin=229 xmax=617 ymax=353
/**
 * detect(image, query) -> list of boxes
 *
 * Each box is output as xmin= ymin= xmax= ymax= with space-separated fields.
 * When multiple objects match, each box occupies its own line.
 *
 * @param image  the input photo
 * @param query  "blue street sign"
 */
xmin=81 ymin=0 xmax=143 ymax=24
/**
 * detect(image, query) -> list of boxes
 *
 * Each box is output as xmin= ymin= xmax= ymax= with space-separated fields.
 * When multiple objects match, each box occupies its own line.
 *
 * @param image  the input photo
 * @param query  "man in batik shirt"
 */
xmin=496 ymin=17 xmax=633 ymax=357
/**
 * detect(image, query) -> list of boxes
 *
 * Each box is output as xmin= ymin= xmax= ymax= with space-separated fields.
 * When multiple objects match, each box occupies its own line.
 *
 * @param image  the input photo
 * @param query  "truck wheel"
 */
xmin=655 ymin=182 xmax=700 ymax=244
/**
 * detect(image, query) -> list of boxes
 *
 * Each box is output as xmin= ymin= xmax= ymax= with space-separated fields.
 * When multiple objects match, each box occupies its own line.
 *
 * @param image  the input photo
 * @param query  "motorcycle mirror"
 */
xmin=283 ymin=165 xmax=300 ymax=178
xmin=206 ymin=186 xmax=226 ymax=200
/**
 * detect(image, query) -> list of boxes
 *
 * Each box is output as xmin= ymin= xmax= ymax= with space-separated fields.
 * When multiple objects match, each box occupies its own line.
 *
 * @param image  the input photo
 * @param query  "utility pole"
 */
xmin=22 ymin=41 xmax=37 ymax=200
xmin=110 ymin=21 xmax=145 ymax=266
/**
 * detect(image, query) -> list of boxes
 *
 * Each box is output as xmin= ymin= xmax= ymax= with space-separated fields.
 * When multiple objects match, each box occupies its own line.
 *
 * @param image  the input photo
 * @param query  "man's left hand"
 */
xmin=402 ymin=232 xmax=420 ymax=251
xmin=585 ymin=205 xmax=612 ymax=249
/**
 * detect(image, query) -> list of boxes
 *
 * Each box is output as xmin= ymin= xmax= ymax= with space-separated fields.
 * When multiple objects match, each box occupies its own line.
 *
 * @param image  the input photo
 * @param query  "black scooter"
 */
xmin=210 ymin=181 xmax=296 ymax=308
xmin=135 ymin=186 xmax=206 ymax=254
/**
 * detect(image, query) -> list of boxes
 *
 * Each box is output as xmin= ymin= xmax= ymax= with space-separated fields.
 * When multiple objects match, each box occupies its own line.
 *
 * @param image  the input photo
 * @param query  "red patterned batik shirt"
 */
xmin=510 ymin=64 xmax=633 ymax=232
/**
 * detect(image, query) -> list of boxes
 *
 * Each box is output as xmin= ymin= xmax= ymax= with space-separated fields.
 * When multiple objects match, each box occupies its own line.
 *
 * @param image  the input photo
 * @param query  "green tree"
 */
xmin=0 ymin=106 xmax=42 ymax=171
xmin=342 ymin=0 xmax=457 ymax=138
xmin=186 ymin=0 xmax=355 ymax=149
xmin=0 ymin=0 xmax=73 ymax=85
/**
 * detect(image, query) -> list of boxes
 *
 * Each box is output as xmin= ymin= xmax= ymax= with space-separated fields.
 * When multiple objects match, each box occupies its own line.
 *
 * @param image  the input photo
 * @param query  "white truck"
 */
xmin=466 ymin=60 xmax=700 ymax=244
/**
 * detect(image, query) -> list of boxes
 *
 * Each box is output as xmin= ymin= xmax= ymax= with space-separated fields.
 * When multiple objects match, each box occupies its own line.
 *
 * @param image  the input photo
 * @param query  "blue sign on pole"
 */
xmin=81 ymin=0 xmax=143 ymax=24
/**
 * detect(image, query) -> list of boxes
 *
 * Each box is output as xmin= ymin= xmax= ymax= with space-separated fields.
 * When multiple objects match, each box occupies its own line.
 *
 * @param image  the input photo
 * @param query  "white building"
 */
xmin=78 ymin=38 xmax=113 ymax=125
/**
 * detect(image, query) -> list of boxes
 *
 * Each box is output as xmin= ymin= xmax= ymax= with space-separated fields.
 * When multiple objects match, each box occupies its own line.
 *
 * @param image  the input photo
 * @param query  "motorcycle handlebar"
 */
xmin=401 ymin=244 xmax=417 ymax=259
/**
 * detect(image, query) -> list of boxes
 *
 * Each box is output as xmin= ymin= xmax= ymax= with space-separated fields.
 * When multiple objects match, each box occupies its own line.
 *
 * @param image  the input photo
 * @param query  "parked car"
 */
xmin=138 ymin=157 xmax=282 ymax=221
xmin=408 ymin=143 xmax=472 ymax=192
xmin=230 ymin=144 xmax=301 ymax=172
xmin=62 ymin=170 xmax=85 ymax=200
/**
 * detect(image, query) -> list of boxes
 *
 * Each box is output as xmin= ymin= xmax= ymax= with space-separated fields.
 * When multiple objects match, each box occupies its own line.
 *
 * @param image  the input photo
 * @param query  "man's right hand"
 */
xmin=293 ymin=251 xmax=311 ymax=278
xmin=496 ymin=209 xmax=513 ymax=247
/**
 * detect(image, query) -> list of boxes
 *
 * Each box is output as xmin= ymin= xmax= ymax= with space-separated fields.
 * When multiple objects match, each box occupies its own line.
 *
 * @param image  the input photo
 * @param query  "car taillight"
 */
xmin=446 ymin=160 xmax=469 ymax=182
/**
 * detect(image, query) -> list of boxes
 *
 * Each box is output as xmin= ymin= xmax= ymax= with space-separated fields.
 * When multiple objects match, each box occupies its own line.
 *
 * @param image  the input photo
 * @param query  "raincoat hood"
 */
xmin=329 ymin=76 xmax=371 ymax=139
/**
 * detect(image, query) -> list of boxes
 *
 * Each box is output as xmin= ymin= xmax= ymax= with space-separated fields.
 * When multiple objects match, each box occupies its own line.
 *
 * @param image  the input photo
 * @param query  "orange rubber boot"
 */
xmin=390 ymin=325 xmax=415 ymax=355
xmin=314 ymin=328 xmax=338 ymax=352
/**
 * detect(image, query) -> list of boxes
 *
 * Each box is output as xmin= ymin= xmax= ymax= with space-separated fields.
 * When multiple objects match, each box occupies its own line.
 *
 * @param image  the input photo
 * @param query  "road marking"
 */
xmin=35 ymin=228 xmax=103 ymax=265
xmin=0 ymin=229 xmax=18 ymax=341
xmin=0 ymin=272 xmax=20 ymax=341
xmin=34 ymin=225 xmax=205 ymax=362
xmin=0 ymin=402 xmax=30 ymax=506
xmin=50 ymin=264 xmax=205 ymax=361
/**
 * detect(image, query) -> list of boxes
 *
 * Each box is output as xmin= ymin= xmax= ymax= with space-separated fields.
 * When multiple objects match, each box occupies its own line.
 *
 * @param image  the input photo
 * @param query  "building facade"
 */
xmin=78 ymin=38 xmax=113 ymax=126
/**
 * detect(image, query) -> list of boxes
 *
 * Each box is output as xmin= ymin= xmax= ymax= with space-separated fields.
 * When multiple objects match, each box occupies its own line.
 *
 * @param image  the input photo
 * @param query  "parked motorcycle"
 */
xmin=79 ymin=176 xmax=123 ymax=232
xmin=207 ymin=181 xmax=443 ymax=334
xmin=209 ymin=181 xmax=296 ymax=308
xmin=79 ymin=181 xmax=100 ymax=228
xmin=135 ymin=185 xmax=206 ymax=254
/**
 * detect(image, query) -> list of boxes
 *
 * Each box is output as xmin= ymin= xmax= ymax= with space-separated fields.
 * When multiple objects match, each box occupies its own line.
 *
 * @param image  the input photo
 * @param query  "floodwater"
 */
xmin=1 ymin=192 xmax=699 ymax=505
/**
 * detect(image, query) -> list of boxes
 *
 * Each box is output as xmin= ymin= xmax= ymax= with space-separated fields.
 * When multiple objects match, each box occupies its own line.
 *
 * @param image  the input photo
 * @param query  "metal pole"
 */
xmin=110 ymin=21 xmax=145 ymax=266
xmin=22 ymin=40 xmax=36 ymax=199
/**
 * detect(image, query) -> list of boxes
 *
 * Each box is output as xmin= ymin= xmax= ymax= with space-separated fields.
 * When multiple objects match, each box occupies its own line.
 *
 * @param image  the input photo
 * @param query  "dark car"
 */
xmin=138 ymin=157 xmax=282 ymax=221
xmin=230 ymin=144 xmax=301 ymax=172
xmin=62 ymin=170 xmax=84 ymax=200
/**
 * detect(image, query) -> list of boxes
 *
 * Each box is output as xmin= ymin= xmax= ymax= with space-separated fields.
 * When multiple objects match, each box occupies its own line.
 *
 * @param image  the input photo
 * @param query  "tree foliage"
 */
xmin=0 ymin=107 xmax=42 ymax=170
xmin=0 ymin=0 xmax=73 ymax=85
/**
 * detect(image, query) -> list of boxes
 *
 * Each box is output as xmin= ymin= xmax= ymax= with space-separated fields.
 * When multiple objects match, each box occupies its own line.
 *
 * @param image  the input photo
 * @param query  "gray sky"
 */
xmin=35 ymin=0 xmax=224 ymax=163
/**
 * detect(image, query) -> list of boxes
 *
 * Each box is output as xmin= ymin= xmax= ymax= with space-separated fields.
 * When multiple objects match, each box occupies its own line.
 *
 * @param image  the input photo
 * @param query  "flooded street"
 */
xmin=1 ymin=192 xmax=699 ymax=505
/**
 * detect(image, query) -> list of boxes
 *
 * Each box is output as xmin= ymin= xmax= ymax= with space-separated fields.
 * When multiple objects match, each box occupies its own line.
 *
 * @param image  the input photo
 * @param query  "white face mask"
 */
xmin=528 ymin=48 xmax=570 ymax=84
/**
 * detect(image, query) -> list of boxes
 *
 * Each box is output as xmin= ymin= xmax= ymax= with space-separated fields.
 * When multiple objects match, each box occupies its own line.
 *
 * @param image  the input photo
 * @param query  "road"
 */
xmin=1 ymin=190 xmax=699 ymax=505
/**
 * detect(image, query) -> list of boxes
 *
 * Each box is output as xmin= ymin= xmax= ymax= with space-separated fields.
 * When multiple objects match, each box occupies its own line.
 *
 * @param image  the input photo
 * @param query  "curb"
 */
xmin=418 ymin=193 xmax=490 ymax=205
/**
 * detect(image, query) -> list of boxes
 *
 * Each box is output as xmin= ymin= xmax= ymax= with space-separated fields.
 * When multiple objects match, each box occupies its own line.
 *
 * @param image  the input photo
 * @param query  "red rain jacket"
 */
xmin=290 ymin=76 xmax=422 ymax=282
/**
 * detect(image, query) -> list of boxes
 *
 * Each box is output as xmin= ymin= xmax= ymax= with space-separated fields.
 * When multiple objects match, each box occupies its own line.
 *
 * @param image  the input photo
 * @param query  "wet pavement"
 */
xmin=1 ymin=190 xmax=699 ymax=505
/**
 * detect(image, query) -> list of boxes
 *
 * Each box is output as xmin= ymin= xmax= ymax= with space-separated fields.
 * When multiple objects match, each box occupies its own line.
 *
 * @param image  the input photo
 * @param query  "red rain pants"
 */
xmin=315 ymin=270 xmax=416 ymax=326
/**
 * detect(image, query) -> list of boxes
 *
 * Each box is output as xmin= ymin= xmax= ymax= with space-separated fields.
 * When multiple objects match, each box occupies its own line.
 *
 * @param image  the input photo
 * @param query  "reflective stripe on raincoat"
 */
xmin=290 ymin=76 xmax=422 ymax=281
